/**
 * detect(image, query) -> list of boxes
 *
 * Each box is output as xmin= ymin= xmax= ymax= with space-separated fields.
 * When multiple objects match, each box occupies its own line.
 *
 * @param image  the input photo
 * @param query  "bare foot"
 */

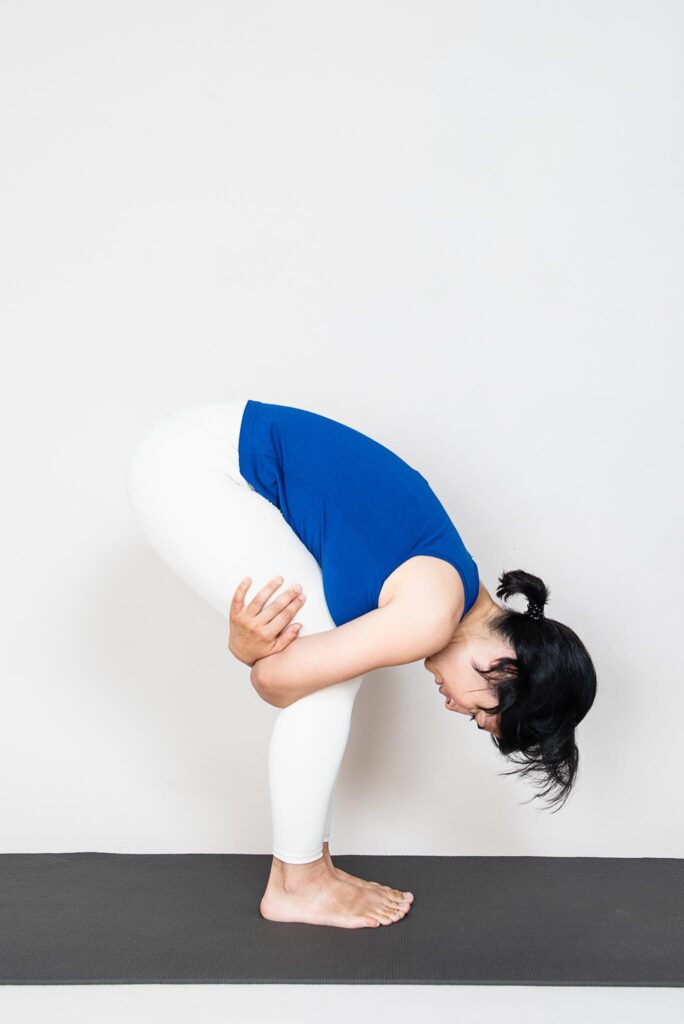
xmin=323 ymin=843 xmax=414 ymax=904
xmin=260 ymin=856 xmax=412 ymax=928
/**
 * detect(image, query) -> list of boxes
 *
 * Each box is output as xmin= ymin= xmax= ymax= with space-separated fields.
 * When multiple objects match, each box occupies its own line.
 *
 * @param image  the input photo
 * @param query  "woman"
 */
xmin=125 ymin=398 xmax=597 ymax=930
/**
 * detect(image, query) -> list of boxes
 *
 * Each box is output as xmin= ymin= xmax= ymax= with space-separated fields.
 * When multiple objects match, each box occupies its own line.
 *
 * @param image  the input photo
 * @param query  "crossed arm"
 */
xmin=249 ymin=592 xmax=456 ymax=708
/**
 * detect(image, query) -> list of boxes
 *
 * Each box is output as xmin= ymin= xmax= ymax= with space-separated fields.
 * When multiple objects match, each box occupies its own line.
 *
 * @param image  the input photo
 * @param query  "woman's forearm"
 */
xmin=250 ymin=630 xmax=343 ymax=707
xmin=250 ymin=601 xmax=453 ymax=708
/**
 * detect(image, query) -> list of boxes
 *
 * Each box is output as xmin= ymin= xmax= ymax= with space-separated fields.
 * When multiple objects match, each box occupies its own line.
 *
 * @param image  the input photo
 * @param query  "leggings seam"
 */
xmin=164 ymin=411 xmax=238 ymax=457
xmin=164 ymin=411 xmax=250 ymax=487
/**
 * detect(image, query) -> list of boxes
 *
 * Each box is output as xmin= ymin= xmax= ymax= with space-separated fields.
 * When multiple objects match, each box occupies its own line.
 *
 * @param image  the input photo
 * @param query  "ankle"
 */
xmin=272 ymin=855 xmax=329 ymax=893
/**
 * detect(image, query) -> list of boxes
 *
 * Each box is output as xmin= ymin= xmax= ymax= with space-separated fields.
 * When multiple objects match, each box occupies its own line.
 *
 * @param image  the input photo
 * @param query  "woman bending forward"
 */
xmin=125 ymin=398 xmax=597 ymax=929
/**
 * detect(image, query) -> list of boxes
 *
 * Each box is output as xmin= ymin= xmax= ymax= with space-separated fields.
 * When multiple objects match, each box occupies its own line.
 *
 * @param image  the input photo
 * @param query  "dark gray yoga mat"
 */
xmin=0 ymin=853 xmax=682 ymax=986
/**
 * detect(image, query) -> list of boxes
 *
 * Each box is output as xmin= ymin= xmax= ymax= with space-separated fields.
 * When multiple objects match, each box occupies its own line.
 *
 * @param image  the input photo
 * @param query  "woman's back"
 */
xmin=238 ymin=398 xmax=479 ymax=626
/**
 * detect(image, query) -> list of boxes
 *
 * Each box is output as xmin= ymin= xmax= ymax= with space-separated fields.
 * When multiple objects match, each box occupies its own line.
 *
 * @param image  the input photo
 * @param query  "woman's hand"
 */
xmin=228 ymin=575 xmax=306 ymax=668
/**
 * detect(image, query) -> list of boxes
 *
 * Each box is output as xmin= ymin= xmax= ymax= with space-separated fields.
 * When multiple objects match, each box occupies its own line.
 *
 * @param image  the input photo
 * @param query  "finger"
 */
xmin=229 ymin=577 xmax=252 ymax=618
xmin=258 ymin=584 xmax=304 ymax=626
xmin=261 ymin=591 xmax=306 ymax=636
xmin=273 ymin=622 xmax=303 ymax=652
xmin=245 ymin=575 xmax=285 ymax=616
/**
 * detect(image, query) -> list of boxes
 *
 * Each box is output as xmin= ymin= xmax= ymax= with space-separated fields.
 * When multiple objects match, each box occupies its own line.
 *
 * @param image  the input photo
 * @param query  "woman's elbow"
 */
xmin=250 ymin=662 xmax=289 ymax=708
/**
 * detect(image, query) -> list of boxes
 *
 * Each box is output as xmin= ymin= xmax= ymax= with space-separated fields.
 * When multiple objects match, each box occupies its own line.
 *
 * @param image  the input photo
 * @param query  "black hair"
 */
xmin=471 ymin=569 xmax=597 ymax=813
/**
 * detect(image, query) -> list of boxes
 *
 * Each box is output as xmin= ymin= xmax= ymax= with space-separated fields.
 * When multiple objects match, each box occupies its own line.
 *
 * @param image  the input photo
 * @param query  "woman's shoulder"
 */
xmin=378 ymin=555 xmax=466 ymax=620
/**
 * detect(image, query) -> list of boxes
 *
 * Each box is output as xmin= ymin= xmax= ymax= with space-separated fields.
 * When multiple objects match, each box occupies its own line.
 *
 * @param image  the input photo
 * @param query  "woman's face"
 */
xmin=424 ymin=630 xmax=516 ymax=738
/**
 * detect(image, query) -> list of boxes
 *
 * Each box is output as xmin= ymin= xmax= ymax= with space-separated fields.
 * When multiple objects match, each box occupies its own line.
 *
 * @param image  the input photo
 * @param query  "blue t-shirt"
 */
xmin=238 ymin=399 xmax=479 ymax=627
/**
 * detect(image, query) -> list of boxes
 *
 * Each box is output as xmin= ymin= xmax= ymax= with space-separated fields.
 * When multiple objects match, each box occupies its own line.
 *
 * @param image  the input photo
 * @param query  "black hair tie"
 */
xmin=526 ymin=602 xmax=545 ymax=621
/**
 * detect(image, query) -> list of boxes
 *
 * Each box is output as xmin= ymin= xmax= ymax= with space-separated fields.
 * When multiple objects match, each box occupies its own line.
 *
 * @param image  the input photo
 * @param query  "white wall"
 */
xmin=1 ymin=0 xmax=681 ymax=857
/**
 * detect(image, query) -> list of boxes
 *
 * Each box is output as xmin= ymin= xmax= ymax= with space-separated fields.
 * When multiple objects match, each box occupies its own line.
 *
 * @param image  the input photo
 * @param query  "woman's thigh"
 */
xmin=125 ymin=400 xmax=335 ymax=635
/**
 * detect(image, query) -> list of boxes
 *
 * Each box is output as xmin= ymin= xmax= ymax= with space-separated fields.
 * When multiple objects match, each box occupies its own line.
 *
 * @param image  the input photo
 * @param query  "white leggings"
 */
xmin=124 ymin=400 xmax=365 ymax=864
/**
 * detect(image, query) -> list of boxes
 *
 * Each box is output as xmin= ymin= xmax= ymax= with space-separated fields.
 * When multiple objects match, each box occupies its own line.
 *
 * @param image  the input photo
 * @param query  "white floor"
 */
xmin=0 ymin=985 xmax=682 ymax=1024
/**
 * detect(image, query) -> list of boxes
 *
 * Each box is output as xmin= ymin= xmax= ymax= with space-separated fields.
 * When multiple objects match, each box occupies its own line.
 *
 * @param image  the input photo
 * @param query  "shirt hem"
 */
xmin=238 ymin=398 xmax=259 ymax=485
